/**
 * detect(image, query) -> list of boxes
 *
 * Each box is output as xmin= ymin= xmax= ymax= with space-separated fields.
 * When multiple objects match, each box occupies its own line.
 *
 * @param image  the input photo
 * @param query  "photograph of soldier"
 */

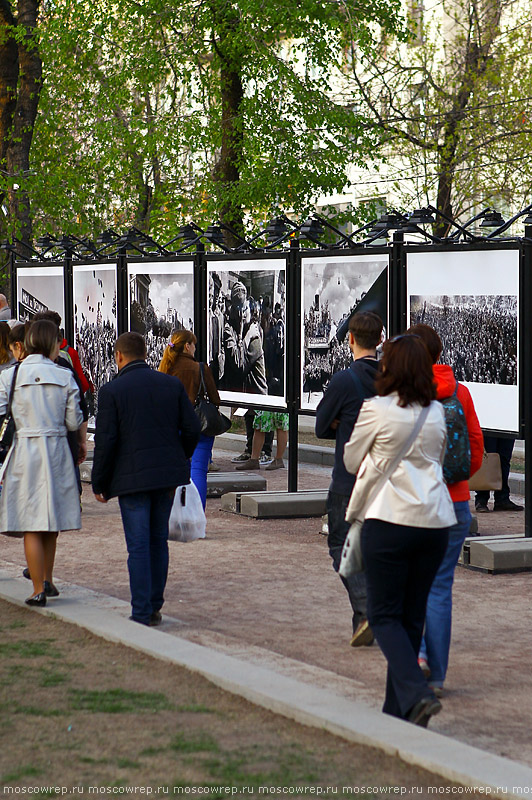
xmin=207 ymin=262 xmax=286 ymax=406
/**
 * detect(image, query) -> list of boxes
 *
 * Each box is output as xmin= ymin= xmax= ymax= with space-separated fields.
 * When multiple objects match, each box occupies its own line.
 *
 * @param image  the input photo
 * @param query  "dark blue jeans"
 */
xmin=191 ymin=434 xmax=214 ymax=510
xmin=118 ymin=489 xmax=175 ymax=624
xmin=362 ymin=518 xmax=448 ymax=719
xmin=327 ymin=491 xmax=367 ymax=631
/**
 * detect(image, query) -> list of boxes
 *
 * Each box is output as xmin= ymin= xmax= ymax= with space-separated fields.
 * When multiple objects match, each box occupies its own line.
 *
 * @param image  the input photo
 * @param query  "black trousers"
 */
xmin=244 ymin=409 xmax=274 ymax=455
xmin=362 ymin=518 xmax=448 ymax=719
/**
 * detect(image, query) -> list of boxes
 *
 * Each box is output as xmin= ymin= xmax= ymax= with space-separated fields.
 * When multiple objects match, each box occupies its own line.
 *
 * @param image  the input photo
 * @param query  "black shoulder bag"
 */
xmin=0 ymin=363 xmax=21 ymax=461
xmin=194 ymin=363 xmax=231 ymax=437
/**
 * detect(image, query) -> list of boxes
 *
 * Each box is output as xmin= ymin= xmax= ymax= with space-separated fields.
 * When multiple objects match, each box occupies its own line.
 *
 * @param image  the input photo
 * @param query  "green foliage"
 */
xmin=69 ymin=687 xmax=171 ymax=713
xmin=26 ymin=0 xmax=406 ymax=239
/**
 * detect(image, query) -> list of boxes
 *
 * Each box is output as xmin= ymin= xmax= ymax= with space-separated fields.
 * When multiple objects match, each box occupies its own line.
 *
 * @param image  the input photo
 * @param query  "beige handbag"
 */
xmin=468 ymin=451 xmax=502 ymax=492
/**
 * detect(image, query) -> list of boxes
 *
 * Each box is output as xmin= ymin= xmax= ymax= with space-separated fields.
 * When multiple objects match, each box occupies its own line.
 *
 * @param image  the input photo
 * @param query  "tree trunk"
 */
xmin=0 ymin=1 xmax=18 ymax=168
xmin=213 ymin=62 xmax=244 ymax=249
xmin=6 ymin=0 xmax=42 ymax=247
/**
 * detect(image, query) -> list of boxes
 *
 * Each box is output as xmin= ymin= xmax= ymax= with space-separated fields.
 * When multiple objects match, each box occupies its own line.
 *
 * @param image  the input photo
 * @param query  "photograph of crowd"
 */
xmin=73 ymin=265 xmax=118 ymax=413
xmin=410 ymin=294 xmax=517 ymax=385
xmin=16 ymin=266 xmax=65 ymax=323
xmin=207 ymin=260 xmax=286 ymax=407
xmin=301 ymin=255 xmax=388 ymax=409
xmin=128 ymin=263 xmax=194 ymax=369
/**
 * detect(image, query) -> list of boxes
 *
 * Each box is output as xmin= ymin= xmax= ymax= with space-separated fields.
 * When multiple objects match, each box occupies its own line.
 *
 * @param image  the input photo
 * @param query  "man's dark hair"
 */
xmin=407 ymin=323 xmax=442 ymax=365
xmin=33 ymin=310 xmax=62 ymax=328
xmin=348 ymin=311 xmax=383 ymax=349
xmin=114 ymin=332 xmax=147 ymax=360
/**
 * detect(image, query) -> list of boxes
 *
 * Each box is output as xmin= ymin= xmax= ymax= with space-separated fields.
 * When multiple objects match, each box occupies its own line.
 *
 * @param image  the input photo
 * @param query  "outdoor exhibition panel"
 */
xmin=404 ymin=245 xmax=521 ymax=435
xmin=299 ymin=250 xmax=390 ymax=412
xmin=14 ymin=263 xmax=66 ymax=324
xmin=72 ymin=262 xmax=118 ymax=401
xmin=127 ymin=258 xmax=195 ymax=370
xmin=206 ymin=253 xmax=288 ymax=410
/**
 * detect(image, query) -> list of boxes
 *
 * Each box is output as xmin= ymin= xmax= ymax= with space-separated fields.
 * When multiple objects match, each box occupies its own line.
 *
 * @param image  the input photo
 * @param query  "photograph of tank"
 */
xmin=207 ymin=259 xmax=287 ymax=408
xmin=406 ymin=248 xmax=520 ymax=432
xmin=16 ymin=266 xmax=65 ymax=324
xmin=300 ymin=254 xmax=388 ymax=410
xmin=128 ymin=261 xmax=194 ymax=369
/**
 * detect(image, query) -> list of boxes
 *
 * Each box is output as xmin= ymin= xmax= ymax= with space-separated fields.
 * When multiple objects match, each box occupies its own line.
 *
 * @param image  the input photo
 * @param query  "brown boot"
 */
xmin=265 ymin=458 xmax=285 ymax=471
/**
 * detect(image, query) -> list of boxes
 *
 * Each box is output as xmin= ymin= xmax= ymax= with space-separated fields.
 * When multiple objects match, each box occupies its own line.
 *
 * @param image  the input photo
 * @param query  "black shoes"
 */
xmin=22 ymin=570 xmax=59 ymax=596
xmin=475 ymin=503 xmax=491 ymax=513
xmin=407 ymin=695 xmax=442 ymax=727
xmin=44 ymin=581 xmax=60 ymax=597
xmin=150 ymin=611 xmax=162 ymax=626
xmin=25 ymin=592 xmax=47 ymax=607
xmin=493 ymin=500 xmax=524 ymax=512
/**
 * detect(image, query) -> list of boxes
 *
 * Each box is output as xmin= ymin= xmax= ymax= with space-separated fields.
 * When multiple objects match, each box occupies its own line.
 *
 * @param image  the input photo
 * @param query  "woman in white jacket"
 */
xmin=344 ymin=334 xmax=456 ymax=727
xmin=0 ymin=320 xmax=83 ymax=606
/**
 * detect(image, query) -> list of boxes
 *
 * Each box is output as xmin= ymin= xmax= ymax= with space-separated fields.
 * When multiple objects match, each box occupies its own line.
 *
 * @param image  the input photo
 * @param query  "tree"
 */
xmin=347 ymin=0 xmax=532 ymax=235
xmin=0 ymin=0 xmax=41 ymax=246
xmin=28 ymin=0 xmax=406 ymax=244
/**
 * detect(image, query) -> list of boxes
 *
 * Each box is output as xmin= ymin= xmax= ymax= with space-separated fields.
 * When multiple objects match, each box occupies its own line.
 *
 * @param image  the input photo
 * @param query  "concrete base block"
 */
xmin=206 ymin=472 xmax=267 ymax=498
xmin=222 ymin=490 xmax=328 ymax=518
xmin=461 ymin=535 xmax=532 ymax=573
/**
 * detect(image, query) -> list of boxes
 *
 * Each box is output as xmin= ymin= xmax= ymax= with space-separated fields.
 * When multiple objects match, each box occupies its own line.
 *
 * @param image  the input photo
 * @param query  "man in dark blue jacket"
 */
xmin=315 ymin=312 xmax=382 ymax=647
xmin=92 ymin=332 xmax=200 ymax=626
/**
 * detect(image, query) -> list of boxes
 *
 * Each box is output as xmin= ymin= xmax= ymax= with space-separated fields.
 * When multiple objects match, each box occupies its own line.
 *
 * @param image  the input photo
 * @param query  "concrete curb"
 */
xmin=1 ymin=570 xmax=531 ymax=798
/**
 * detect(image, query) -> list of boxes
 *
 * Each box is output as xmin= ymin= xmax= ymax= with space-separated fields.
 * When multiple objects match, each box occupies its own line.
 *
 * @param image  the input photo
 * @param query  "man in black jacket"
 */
xmin=92 ymin=332 xmax=200 ymax=626
xmin=315 ymin=312 xmax=382 ymax=647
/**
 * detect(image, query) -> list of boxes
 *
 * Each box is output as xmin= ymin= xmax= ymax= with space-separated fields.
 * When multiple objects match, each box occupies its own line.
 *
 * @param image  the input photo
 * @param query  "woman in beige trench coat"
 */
xmin=0 ymin=320 xmax=83 ymax=605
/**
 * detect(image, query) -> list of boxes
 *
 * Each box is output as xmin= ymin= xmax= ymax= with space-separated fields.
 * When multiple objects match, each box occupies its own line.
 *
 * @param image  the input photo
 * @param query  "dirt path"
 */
xmin=1 ymin=451 xmax=531 ymax=770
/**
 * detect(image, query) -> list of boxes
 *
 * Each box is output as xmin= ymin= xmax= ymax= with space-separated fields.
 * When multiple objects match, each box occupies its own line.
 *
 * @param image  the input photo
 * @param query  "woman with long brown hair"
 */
xmin=159 ymin=329 xmax=220 ymax=508
xmin=344 ymin=334 xmax=456 ymax=727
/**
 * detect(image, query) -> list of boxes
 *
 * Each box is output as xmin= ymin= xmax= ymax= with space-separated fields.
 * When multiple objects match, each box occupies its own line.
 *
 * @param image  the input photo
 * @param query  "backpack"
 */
xmin=439 ymin=382 xmax=471 ymax=484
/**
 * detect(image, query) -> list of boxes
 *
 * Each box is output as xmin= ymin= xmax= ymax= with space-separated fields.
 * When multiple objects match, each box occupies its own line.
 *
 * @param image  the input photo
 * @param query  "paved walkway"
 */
xmin=1 ymin=448 xmax=531 ymax=787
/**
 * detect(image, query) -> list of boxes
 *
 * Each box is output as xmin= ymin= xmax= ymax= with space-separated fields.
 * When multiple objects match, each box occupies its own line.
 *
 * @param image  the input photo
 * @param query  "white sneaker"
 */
xmin=231 ymin=451 xmax=251 ymax=463
xmin=259 ymin=454 xmax=273 ymax=465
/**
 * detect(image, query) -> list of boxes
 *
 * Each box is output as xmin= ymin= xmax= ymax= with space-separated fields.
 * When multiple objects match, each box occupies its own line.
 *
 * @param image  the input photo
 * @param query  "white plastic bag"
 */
xmin=168 ymin=482 xmax=206 ymax=542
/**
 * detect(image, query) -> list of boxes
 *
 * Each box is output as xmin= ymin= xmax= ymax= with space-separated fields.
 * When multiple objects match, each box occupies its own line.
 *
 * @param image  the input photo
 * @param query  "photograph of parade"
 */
xmin=410 ymin=294 xmax=517 ymax=385
xmin=207 ymin=259 xmax=286 ymax=407
xmin=128 ymin=262 xmax=194 ymax=369
xmin=16 ymin=266 xmax=65 ymax=323
xmin=73 ymin=265 xmax=117 ymax=410
xmin=301 ymin=255 xmax=388 ymax=410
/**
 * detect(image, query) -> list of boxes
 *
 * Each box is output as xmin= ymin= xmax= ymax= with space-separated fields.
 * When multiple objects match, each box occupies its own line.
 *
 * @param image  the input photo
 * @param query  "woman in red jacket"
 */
xmin=408 ymin=324 xmax=484 ymax=697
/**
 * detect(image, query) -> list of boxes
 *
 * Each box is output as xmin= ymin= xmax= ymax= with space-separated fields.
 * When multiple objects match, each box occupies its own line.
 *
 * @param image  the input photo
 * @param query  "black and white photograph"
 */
xmin=16 ymin=266 xmax=65 ymax=323
xmin=410 ymin=294 xmax=517 ymax=385
xmin=207 ymin=259 xmax=287 ymax=408
xmin=128 ymin=261 xmax=194 ymax=369
xmin=73 ymin=264 xmax=118 ymax=404
xmin=406 ymin=249 xmax=520 ymax=433
xmin=300 ymin=254 xmax=388 ymax=410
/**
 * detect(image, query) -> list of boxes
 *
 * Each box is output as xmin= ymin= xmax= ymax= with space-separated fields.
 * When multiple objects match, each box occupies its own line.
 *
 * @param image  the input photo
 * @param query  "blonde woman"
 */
xmin=159 ymin=330 xmax=220 ymax=508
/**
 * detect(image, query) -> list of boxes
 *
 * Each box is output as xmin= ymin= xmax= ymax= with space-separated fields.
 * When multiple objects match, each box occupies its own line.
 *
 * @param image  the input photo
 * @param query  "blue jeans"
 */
xmin=419 ymin=500 xmax=472 ymax=687
xmin=191 ymin=434 xmax=214 ymax=510
xmin=362 ymin=519 xmax=448 ymax=718
xmin=118 ymin=489 xmax=175 ymax=624
xmin=327 ymin=491 xmax=367 ymax=631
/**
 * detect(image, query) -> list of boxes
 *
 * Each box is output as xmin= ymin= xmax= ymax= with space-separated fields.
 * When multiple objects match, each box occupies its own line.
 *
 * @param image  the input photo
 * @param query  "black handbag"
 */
xmin=194 ymin=363 xmax=231 ymax=437
xmin=0 ymin=363 xmax=20 ymax=460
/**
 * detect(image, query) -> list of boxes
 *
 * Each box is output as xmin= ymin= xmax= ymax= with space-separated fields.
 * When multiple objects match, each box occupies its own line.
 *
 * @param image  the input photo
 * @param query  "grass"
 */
xmin=39 ymin=669 xmax=68 ymax=687
xmin=0 ymin=639 xmax=62 ymax=659
xmin=170 ymin=731 xmax=220 ymax=754
xmin=68 ymin=687 xmax=171 ymax=713
xmin=1 ymin=765 xmax=42 ymax=783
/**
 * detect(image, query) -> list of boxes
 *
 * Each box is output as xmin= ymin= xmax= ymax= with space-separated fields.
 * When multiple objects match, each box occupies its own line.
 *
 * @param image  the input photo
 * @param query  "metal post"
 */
xmin=194 ymin=242 xmax=207 ymax=362
xmin=63 ymin=251 xmax=74 ymax=345
xmin=287 ymin=238 xmax=300 ymax=493
xmin=523 ymin=231 xmax=532 ymax=536
xmin=116 ymin=246 xmax=128 ymax=335
xmin=8 ymin=249 xmax=15 ymax=318
xmin=390 ymin=230 xmax=405 ymax=335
